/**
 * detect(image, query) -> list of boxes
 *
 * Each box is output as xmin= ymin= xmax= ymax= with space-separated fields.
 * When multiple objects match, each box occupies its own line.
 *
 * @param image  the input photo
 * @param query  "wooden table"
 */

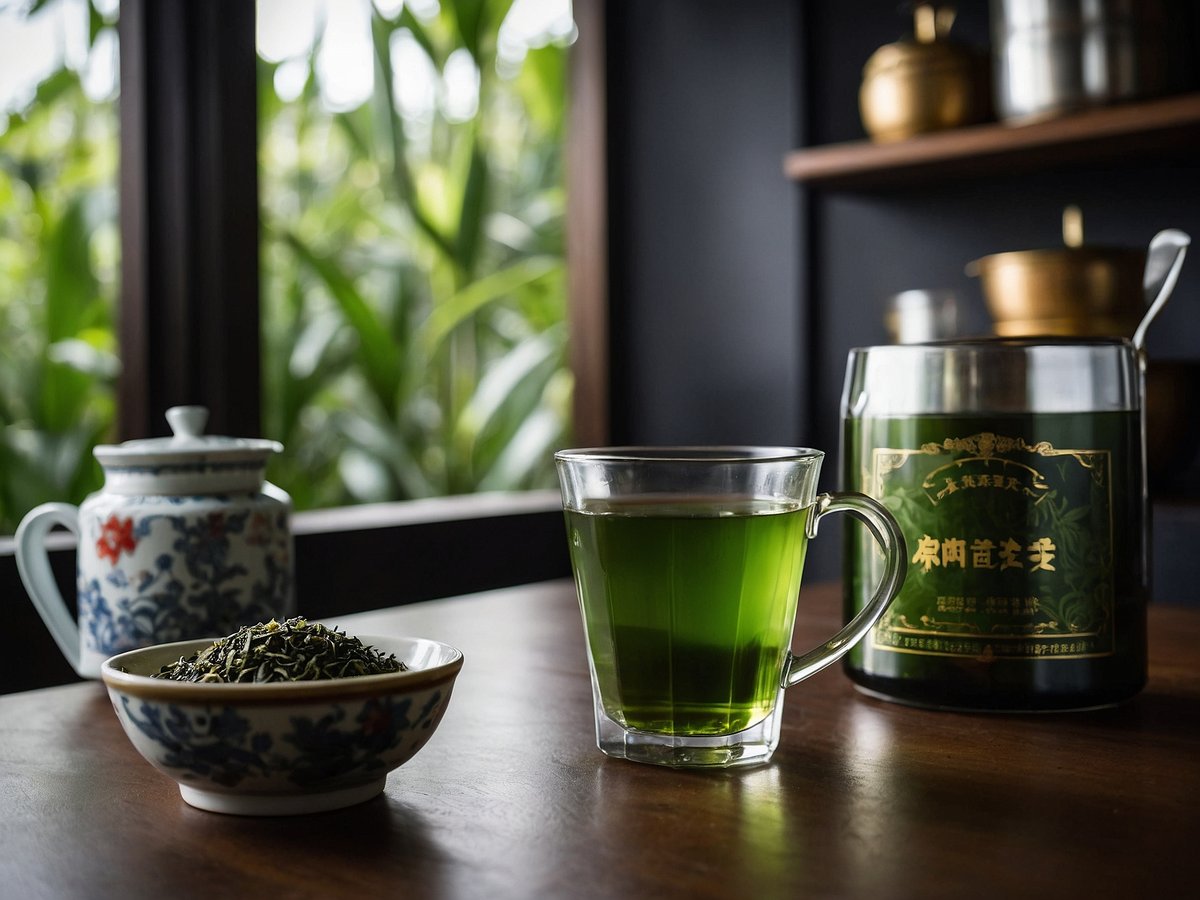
xmin=2 ymin=580 xmax=1198 ymax=899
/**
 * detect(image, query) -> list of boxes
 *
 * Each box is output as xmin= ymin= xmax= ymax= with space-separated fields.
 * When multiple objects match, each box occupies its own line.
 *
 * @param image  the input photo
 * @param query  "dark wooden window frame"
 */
xmin=119 ymin=0 xmax=610 ymax=448
xmin=1 ymin=0 xmax=609 ymax=692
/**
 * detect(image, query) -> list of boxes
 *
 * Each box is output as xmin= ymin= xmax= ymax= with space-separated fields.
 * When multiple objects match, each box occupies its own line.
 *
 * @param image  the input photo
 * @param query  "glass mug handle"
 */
xmin=782 ymin=491 xmax=906 ymax=688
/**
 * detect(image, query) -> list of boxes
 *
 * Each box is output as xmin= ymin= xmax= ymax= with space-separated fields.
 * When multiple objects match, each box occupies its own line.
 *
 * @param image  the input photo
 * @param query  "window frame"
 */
xmin=117 ymin=0 xmax=262 ymax=440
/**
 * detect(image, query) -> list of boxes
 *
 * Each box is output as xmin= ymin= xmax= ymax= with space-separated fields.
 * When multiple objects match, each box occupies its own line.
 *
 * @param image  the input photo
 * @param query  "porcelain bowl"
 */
xmin=101 ymin=634 xmax=463 ymax=816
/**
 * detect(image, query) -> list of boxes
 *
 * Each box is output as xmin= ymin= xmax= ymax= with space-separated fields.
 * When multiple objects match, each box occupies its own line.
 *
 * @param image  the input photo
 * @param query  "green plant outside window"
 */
xmin=0 ymin=0 xmax=572 ymax=533
xmin=0 ymin=0 xmax=120 ymax=535
xmin=258 ymin=0 xmax=573 ymax=509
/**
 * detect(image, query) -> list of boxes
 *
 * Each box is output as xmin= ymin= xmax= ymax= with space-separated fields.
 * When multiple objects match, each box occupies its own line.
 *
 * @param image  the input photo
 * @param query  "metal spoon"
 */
xmin=1133 ymin=229 xmax=1191 ymax=352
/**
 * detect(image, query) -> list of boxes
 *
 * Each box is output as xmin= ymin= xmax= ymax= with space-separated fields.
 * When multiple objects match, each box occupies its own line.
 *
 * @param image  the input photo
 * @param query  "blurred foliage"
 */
xmin=0 ymin=0 xmax=571 ymax=533
xmin=258 ymin=0 xmax=573 ymax=509
xmin=0 ymin=0 xmax=120 ymax=534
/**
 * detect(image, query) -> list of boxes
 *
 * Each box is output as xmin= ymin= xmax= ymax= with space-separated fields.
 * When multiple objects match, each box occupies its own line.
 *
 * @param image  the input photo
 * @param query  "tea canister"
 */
xmin=15 ymin=406 xmax=294 ymax=678
xmin=841 ymin=338 xmax=1148 ymax=710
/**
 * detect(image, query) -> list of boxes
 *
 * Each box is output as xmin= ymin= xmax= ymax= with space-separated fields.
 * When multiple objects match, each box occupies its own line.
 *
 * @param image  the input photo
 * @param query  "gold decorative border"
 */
xmin=869 ymin=430 xmax=1116 ymax=658
xmin=870 ymin=431 xmax=1109 ymax=497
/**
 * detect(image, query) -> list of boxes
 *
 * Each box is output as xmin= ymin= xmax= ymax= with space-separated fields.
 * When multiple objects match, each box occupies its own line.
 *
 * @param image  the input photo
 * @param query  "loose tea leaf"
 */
xmin=153 ymin=617 xmax=407 ymax=683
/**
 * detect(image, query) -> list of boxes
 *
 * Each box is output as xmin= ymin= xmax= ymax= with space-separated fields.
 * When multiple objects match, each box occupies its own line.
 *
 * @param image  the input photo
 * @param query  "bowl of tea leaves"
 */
xmin=101 ymin=617 xmax=463 ymax=816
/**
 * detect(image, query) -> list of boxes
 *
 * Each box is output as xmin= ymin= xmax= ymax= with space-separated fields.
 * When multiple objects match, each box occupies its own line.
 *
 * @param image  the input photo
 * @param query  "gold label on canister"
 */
xmin=868 ymin=430 xmax=1116 ymax=660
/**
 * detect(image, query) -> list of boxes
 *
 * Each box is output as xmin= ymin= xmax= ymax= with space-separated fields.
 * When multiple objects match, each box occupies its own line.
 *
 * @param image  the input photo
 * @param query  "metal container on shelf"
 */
xmin=885 ymin=289 xmax=960 ymax=344
xmin=991 ymin=0 xmax=1169 ymax=122
xmin=860 ymin=3 xmax=989 ymax=142
xmin=967 ymin=206 xmax=1146 ymax=337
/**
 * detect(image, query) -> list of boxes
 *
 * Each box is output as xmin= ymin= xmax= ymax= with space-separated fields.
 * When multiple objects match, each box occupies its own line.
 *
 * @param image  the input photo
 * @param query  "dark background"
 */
xmin=602 ymin=0 xmax=1200 ymax=591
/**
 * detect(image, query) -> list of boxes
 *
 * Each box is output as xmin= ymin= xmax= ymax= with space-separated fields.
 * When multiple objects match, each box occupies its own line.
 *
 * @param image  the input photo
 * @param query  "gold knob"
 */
xmin=1062 ymin=205 xmax=1084 ymax=248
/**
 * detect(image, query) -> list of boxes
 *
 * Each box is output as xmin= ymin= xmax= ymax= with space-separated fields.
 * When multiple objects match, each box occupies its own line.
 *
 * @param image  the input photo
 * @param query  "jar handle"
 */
xmin=783 ymin=492 xmax=906 ymax=687
xmin=14 ymin=503 xmax=83 ymax=675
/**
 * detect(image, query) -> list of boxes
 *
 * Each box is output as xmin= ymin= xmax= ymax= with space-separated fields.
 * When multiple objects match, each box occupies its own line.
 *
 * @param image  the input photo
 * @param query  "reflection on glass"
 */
xmin=256 ymin=0 xmax=575 ymax=510
xmin=0 ymin=0 xmax=120 ymax=535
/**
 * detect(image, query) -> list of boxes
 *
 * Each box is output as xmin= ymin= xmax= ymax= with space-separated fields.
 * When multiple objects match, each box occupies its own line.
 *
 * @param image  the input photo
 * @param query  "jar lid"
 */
xmin=93 ymin=407 xmax=282 ymax=468
xmin=92 ymin=407 xmax=283 ymax=495
xmin=966 ymin=206 xmax=1146 ymax=274
xmin=842 ymin=338 xmax=1141 ymax=416
xmin=862 ymin=3 xmax=972 ymax=78
xmin=863 ymin=38 xmax=972 ymax=79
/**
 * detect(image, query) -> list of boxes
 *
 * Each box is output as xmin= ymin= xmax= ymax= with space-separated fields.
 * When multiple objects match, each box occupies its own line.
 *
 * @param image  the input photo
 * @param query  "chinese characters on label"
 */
xmin=874 ymin=628 xmax=1105 ymax=659
xmin=934 ymin=595 xmax=1039 ymax=616
xmin=932 ymin=472 xmax=1036 ymax=502
xmin=910 ymin=535 xmax=1057 ymax=573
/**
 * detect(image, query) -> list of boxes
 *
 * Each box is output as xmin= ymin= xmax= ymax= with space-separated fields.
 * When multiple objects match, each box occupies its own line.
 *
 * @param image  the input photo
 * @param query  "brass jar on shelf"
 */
xmin=859 ymin=4 xmax=988 ymax=142
xmin=968 ymin=206 xmax=1146 ymax=337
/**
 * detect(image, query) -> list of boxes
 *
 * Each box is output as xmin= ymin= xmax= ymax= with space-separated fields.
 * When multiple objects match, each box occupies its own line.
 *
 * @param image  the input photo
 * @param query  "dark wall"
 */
xmin=604 ymin=0 xmax=1200 ymax=593
xmin=803 ymin=1 xmax=1200 ymax=584
xmin=606 ymin=0 xmax=806 ymax=446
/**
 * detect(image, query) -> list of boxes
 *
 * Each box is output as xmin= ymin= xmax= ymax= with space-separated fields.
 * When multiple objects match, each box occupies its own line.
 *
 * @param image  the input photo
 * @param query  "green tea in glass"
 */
xmin=555 ymin=447 xmax=906 ymax=769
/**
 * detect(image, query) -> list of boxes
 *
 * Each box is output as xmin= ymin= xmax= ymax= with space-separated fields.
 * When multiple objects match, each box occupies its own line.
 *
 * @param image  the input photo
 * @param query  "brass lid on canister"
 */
xmin=968 ymin=206 xmax=1147 ymax=338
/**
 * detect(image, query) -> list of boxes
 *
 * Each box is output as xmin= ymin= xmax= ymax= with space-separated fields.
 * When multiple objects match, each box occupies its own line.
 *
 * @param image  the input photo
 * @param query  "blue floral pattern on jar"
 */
xmin=78 ymin=496 xmax=294 ymax=657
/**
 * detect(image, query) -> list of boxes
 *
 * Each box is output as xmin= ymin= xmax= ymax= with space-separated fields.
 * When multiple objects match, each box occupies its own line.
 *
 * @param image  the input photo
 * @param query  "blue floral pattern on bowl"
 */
xmin=117 ymin=690 xmax=446 ymax=789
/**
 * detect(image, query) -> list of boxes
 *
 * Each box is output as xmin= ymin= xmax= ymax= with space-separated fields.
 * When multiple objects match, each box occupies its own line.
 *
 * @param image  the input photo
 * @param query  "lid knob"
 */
xmin=165 ymin=406 xmax=209 ymax=441
xmin=1063 ymin=205 xmax=1084 ymax=249
xmin=914 ymin=3 xmax=956 ymax=44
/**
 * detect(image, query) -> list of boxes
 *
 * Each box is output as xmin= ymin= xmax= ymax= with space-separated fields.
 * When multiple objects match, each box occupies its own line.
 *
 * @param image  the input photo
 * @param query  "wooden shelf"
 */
xmin=784 ymin=92 xmax=1200 ymax=189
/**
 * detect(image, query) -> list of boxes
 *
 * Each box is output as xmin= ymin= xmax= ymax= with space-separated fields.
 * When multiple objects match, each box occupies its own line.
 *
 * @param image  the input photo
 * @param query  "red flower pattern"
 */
xmin=208 ymin=512 xmax=225 ymax=537
xmin=360 ymin=702 xmax=394 ymax=737
xmin=246 ymin=512 xmax=270 ymax=547
xmin=96 ymin=515 xmax=138 ymax=565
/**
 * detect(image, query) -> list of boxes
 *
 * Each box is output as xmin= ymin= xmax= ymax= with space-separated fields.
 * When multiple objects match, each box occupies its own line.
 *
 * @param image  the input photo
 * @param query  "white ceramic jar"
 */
xmin=15 ymin=407 xmax=294 ymax=677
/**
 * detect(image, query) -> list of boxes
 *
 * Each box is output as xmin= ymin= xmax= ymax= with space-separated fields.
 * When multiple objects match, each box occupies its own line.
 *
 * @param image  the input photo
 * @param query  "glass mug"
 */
xmin=555 ymin=447 xmax=906 ymax=769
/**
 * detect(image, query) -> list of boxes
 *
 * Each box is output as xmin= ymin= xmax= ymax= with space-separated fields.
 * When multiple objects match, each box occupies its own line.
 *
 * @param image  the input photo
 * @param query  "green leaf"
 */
xmin=282 ymin=231 xmax=402 ymax=410
xmin=46 ymin=338 xmax=120 ymax=378
xmin=448 ymin=0 xmax=515 ymax=66
xmin=447 ymin=0 xmax=487 ymax=62
xmin=335 ymin=106 xmax=373 ymax=160
xmin=397 ymin=8 xmax=446 ymax=69
xmin=332 ymin=408 xmax=436 ymax=499
xmin=418 ymin=256 xmax=561 ymax=356
xmin=517 ymin=44 xmax=566 ymax=137
xmin=44 ymin=196 xmax=103 ymax=342
xmin=454 ymin=324 xmax=565 ymax=476
xmin=478 ymin=406 xmax=565 ymax=490
xmin=0 ymin=424 xmax=101 ymax=514
xmin=31 ymin=68 xmax=79 ymax=114
xmin=370 ymin=15 xmax=458 ymax=265
xmin=257 ymin=56 xmax=284 ymax=125
xmin=88 ymin=3 xmax=104 ymax=47
xmin=453 ymin=140 xmax=489 ymax=276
